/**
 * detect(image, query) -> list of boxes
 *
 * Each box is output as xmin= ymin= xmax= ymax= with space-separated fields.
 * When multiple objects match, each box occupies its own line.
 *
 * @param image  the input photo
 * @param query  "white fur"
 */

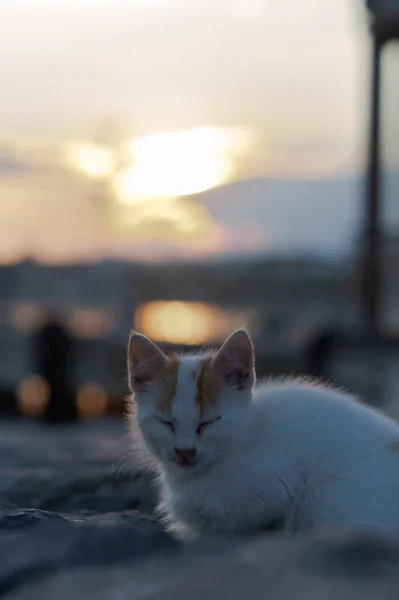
xmin=128 ymin=338 xmax=399 ymax=538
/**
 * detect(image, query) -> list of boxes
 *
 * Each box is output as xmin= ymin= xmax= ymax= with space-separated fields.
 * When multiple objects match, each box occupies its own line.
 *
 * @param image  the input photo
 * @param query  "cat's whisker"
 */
xmin=110 ymin=455 xmax=125 ymax=477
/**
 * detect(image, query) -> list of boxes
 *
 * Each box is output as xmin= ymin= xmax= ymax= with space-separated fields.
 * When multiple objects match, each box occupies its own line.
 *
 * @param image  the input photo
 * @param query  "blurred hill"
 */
xmin=197 ymin=171 xmax=399 ymax=257
xmin=197 ymin=176 xmax=360 ymax=257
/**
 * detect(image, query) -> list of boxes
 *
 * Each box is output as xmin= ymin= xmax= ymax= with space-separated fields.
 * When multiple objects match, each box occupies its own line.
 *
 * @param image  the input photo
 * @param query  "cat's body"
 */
xmin=127 ymin=330 xmax=399 ymax=538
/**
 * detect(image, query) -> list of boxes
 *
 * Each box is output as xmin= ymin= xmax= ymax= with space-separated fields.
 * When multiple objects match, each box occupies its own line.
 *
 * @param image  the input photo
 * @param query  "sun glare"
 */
xmin=66 ymin=142 xmax=114 ymax=179
xmin=113 ymin=126 xmax=250 ymax=204
xmin=66 ymin=126 xmax=251 ymax=242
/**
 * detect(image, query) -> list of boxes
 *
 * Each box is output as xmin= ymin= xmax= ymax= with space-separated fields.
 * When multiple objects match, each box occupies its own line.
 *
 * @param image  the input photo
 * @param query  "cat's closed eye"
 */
xmin=196 ymin=417 xmax=221 ymax=435
xmin=159 ymin=420 xmax=175 ymax=432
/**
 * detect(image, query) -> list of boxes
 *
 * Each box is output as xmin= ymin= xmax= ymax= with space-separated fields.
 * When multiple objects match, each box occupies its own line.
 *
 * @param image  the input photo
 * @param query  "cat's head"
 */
xmin=127 ymin=329 xmax=255 ymax=474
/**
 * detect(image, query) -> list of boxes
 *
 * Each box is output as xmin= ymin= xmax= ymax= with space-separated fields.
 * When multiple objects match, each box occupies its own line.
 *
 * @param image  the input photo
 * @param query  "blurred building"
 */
xmin=0 ymin=256 xmax=359 ymax=401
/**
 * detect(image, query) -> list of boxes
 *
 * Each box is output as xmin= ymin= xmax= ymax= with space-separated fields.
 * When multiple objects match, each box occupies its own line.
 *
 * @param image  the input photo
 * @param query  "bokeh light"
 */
xmin=68 ymin=308 xmax=114 ymax=339
xmin=135 ymin=300 xmax=255 ymax=345
xmin=11 ymin=303 xmax=45 ymax=333
xmin=17 ymin=375 xmax=50 ymax=416
xmin=76 ymin=382 xmax=108 ymax=419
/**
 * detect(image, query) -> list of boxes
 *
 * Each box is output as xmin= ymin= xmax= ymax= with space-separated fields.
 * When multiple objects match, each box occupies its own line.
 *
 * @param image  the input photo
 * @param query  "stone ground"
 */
xmin=1 ymin=418 xmax=399 ymax=598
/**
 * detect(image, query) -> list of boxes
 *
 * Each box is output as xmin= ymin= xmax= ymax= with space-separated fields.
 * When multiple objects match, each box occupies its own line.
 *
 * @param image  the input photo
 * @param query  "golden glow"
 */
xmin=112 ymin=196 xmax=210 ymax=239
xmin=17 ymin=375 xmax=50 ymax=416
xmin=135 ymin=300 xmax=255 ymax=345
xmin=66 ymin=142 xmax=114 ymax=179
xmin=76 ymin=382 xmax=108 ymax=419
xmin=68 ymin=308 xmax=114 ymax=339
xmin=114 ymin=126 xmax=251 ymax=203
xmin=11 ymin=303 xmax=44 ymax=333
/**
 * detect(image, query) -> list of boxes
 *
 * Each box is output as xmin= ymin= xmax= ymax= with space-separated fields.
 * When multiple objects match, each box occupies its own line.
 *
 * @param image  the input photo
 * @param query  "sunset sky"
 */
xmin=0 ymin=0 xmax=372 ymax=263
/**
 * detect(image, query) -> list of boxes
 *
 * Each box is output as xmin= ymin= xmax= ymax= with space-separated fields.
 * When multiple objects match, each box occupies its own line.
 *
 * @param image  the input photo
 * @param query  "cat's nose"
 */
xmin=174 ymin=447 xmax=197 ymax=460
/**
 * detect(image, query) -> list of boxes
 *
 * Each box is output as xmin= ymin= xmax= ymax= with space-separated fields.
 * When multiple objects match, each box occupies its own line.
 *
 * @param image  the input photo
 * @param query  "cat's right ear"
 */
xmin=127 ymin=331 xmax=167 ymax=392
xmin=213 ymin=329 xmax=255 ymax=391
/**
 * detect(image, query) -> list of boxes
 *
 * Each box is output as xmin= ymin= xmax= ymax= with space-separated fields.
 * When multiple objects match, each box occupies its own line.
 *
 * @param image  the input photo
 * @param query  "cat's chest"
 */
xmin=165 ymin=464 xmax=288 ymax=534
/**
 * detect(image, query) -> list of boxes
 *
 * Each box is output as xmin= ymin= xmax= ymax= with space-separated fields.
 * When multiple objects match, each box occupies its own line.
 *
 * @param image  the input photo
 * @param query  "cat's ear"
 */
xmin=213 ymin=329 xmax=255 ymax=390
xmin=127 ymin=331 xmax=167 ymax=391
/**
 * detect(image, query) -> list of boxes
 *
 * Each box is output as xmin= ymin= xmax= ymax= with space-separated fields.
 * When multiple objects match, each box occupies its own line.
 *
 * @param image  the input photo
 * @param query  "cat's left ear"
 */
xmin=213 ymin=329 xmax=255 ymax=390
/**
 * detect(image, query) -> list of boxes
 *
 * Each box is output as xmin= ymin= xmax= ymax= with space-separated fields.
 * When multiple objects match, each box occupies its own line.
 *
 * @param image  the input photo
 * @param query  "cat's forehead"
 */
xmin=157 ymin=354 xmax=220 ymax=416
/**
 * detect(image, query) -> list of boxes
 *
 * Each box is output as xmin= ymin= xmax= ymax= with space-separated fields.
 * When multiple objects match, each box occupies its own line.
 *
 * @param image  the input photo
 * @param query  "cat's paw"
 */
xmin=165 ymin=520 xmax=201 ymax=542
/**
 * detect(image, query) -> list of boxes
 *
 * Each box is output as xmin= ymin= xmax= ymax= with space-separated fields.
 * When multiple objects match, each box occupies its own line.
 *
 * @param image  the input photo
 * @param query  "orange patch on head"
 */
xmin=196 ymin=357 xmax=221 ymax=416
xmin=157 ymin=354 xmax=179 ymax=413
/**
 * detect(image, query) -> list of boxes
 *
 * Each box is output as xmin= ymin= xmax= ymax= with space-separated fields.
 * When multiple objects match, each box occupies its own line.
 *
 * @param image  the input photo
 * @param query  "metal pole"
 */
xmin=362 ymin=34 xmax=382 ymax=336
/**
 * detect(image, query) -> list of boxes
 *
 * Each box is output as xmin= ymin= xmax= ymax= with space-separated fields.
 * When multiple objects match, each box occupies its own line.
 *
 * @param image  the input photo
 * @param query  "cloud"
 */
xmin=0 ymin=147 xmax=37 ymax=176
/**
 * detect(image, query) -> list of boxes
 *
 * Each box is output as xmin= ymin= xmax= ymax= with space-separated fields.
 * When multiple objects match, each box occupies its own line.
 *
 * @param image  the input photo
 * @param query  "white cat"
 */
xmin=127 ymin=328 xmax=399 ymax=538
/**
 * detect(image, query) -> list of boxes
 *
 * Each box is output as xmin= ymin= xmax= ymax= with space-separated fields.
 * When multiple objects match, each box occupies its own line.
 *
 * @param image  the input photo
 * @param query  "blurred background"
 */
xmin=0 ymin=0 xmax=398 ymax=422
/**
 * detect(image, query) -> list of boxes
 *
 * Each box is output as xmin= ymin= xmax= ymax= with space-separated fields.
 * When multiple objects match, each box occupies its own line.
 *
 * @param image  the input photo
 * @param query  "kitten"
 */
xmin=127 ymin=328 xmax=399 ymax=538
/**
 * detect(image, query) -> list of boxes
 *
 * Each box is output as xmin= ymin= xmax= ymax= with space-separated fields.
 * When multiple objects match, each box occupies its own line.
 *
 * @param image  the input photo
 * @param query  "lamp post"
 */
xmin=362 ymin=0 xmax=399 ymax=335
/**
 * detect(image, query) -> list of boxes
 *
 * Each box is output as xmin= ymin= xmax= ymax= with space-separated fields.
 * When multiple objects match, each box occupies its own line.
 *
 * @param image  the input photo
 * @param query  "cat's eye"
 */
xmin=160 ymin=420 xmax=175 ymax=432
xmin=196 ymin=417 xmax=221 ymax=435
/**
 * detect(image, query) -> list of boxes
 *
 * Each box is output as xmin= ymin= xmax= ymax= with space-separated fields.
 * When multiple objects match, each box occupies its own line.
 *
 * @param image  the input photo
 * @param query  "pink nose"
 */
xmin=174 ymin=447 xmax=196 ymax=460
